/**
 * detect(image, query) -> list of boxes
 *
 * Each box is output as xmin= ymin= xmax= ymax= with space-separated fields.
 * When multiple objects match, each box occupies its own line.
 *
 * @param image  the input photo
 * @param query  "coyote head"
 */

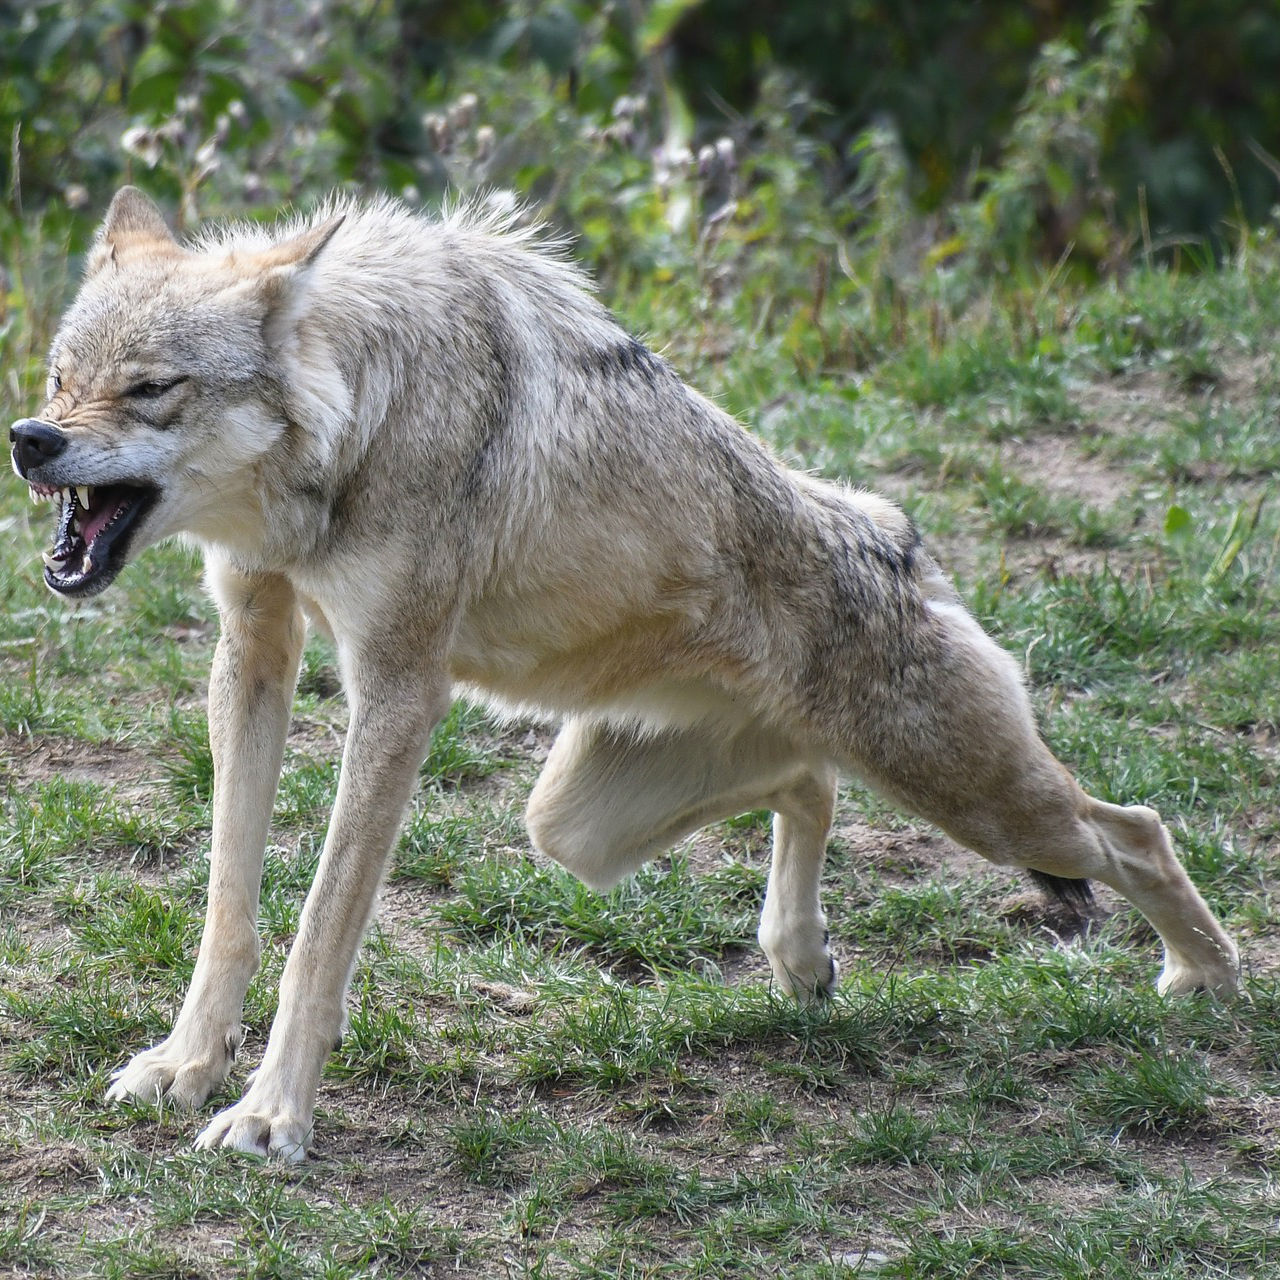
xmin=10 ymin=187 xmax=343 ymax=596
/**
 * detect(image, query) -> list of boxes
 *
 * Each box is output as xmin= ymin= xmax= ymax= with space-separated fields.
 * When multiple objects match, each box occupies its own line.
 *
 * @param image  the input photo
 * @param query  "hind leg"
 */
xmin=960 ymin=784 xmax=1239 ymax=996
xmin=912 ymin=736 xmax=1240 ymax=994
xmin=836 ymin=582 xmax=1240 ymax=996
xmin=526 ymin=717 xmax=840 ymax=998
xmin=1071 ymin=799 xmax=1239 ymax=995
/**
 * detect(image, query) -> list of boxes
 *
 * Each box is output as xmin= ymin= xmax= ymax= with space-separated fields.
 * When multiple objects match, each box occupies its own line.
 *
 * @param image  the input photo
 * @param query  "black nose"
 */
xmin=10 ymin=419 xmax=68 ymax=474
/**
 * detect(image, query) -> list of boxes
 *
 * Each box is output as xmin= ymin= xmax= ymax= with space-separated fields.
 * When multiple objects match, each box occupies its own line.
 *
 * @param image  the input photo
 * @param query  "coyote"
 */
xmin=10 ymin=188 xmax=1239 ymax=1159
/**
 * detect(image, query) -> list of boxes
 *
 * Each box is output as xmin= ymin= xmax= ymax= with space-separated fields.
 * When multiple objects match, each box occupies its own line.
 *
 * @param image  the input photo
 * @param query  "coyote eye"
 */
xmin=126 ymin=377 xmax=185 ymax=399
xmin=49 ymin=372 xmax=62 ymax=393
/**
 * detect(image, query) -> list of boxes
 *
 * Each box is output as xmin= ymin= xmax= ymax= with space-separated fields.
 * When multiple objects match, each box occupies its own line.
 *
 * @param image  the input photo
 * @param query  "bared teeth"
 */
xmin=42 ymin=550 xmax=67 ymax=568
xmin=81 ymin=551 xmax=93 ymax=575
xmin=76 ymin=485 xmax=92 ymax=507
xmin=51 ymin=494 xmax=77 ymax=560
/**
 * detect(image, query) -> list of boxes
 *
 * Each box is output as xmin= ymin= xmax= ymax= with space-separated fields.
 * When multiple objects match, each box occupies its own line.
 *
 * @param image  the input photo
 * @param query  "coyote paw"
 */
xmin=1157 ymin=952 xmax=1241 ymax=1000
xmin=194 ymin=1083 xmax=312 ymax=1162
xmin=106 ymin=1035 xmax=236 ymax=1111
xmin=759 ymin=919 xmax=839 ymax=1003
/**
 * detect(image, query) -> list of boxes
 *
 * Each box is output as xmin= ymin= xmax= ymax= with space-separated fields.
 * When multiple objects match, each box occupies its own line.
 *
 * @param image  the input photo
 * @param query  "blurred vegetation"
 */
xmin=1 ymin=0 xmax=1279 ymax=340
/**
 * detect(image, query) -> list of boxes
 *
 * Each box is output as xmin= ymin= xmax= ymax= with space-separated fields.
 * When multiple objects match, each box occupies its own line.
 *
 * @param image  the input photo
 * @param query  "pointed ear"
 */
xmin=222 ymin=214 xmax=347 ymax=341
xmin=86 ymin=187 xmax=178 ymax=275
xmin=227 ymin=214 xmax=346 ymax=321
xmin=254 ymin=214 xmax=346 ymax=272
xmin=103 ymin=186 xmax=174 ymax=243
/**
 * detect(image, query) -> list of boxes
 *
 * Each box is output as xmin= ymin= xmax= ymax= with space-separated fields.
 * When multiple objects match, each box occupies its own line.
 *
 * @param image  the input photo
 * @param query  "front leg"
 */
xmin=108 ymin=565 xmax=304 ymax=1110
xmin=195 ymin=659 xmax=449 ymax=1159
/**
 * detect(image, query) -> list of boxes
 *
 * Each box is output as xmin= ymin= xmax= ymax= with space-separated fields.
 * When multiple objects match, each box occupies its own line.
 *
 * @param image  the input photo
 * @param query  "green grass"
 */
xmin=4 ymin=229 xmax=1280 ymax=1278
xmin=438 ymin=853 xmax=760 ymax=976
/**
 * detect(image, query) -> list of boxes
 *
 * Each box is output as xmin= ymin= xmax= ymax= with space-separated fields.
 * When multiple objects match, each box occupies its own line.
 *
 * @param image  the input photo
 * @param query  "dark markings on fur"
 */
xmin=296 ymin=473 xmax=366 ymax=547
xmin=580 ymin=337 xmax=663 ymax=386
xmin=295 ymin=481 xmax=329 ymax=508
xmin=801 ymin=509 xmax=925 ymax=715
xmin=1028 ymin=869 xmax=1094 ymax=912
xmin=457 ymin=285 xmax=518 ymax=503
xmin=677 ymin=398 xmax=928 ymax=722
xmin=692 ymin=418 xmax=825 ymax=646
xmin=800 ymin=476 xmax=921 ymax=634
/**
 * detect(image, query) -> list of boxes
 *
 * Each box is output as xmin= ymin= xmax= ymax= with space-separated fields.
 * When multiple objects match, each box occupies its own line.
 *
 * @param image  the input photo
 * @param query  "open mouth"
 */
xmin=29 ymin=481 xmax=158 ymax=597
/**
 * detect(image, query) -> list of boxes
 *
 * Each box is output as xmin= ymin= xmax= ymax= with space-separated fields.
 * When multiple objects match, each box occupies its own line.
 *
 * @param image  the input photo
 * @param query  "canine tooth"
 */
xmin=30 ymin=488 xmax=39 ymax=504
xmin=81 ymin=551 xmax=93 ymax=575
xmin=42 ymin=550 xmax=67 ymax=568
xmin=76 ymin=485 xmax=91 ymax=507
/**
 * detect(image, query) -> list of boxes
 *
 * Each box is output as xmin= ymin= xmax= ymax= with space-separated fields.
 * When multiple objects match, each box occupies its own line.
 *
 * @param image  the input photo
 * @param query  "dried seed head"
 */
xmin=424 ymin=112 xmax=451 ymax=153
xmin=449 ymin=92 xmax=479 ymax=131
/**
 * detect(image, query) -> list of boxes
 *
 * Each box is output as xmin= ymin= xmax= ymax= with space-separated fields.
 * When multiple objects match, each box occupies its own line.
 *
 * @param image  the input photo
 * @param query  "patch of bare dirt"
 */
xmin=373 ymin=879 xmax=463 ymax=973
xmin=1006 ymin=430 xmax=1134 ymax=511
xmin=0 ymin=734 xmax=152 ymax=792
xmin=830 ymin=818 xmax=970 ymax=881
xmin=0 ymin=1140 xmax=94 ymax=1193
xmin=917 ymin=357 xmax=1272 ymax=589
xmin=1073 ymin=365 xmax=1184 ymax=433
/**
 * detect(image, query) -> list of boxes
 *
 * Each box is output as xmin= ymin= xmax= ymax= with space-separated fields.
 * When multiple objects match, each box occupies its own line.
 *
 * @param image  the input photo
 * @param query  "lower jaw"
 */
xmin=44 ymin=536 xmax=135 ymax=598
xmin=44 ymin=556 xmax=124 ymax=598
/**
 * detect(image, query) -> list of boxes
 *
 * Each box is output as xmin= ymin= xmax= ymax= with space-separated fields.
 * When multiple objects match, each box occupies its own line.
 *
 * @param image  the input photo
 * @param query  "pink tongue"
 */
xmin=82 ymin=490 xmax=125 ymax=545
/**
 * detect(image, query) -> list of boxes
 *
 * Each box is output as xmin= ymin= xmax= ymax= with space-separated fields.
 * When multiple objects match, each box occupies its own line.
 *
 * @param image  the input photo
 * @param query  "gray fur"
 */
xmin=10 ymin=187 xmax=1240 ymax=1160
